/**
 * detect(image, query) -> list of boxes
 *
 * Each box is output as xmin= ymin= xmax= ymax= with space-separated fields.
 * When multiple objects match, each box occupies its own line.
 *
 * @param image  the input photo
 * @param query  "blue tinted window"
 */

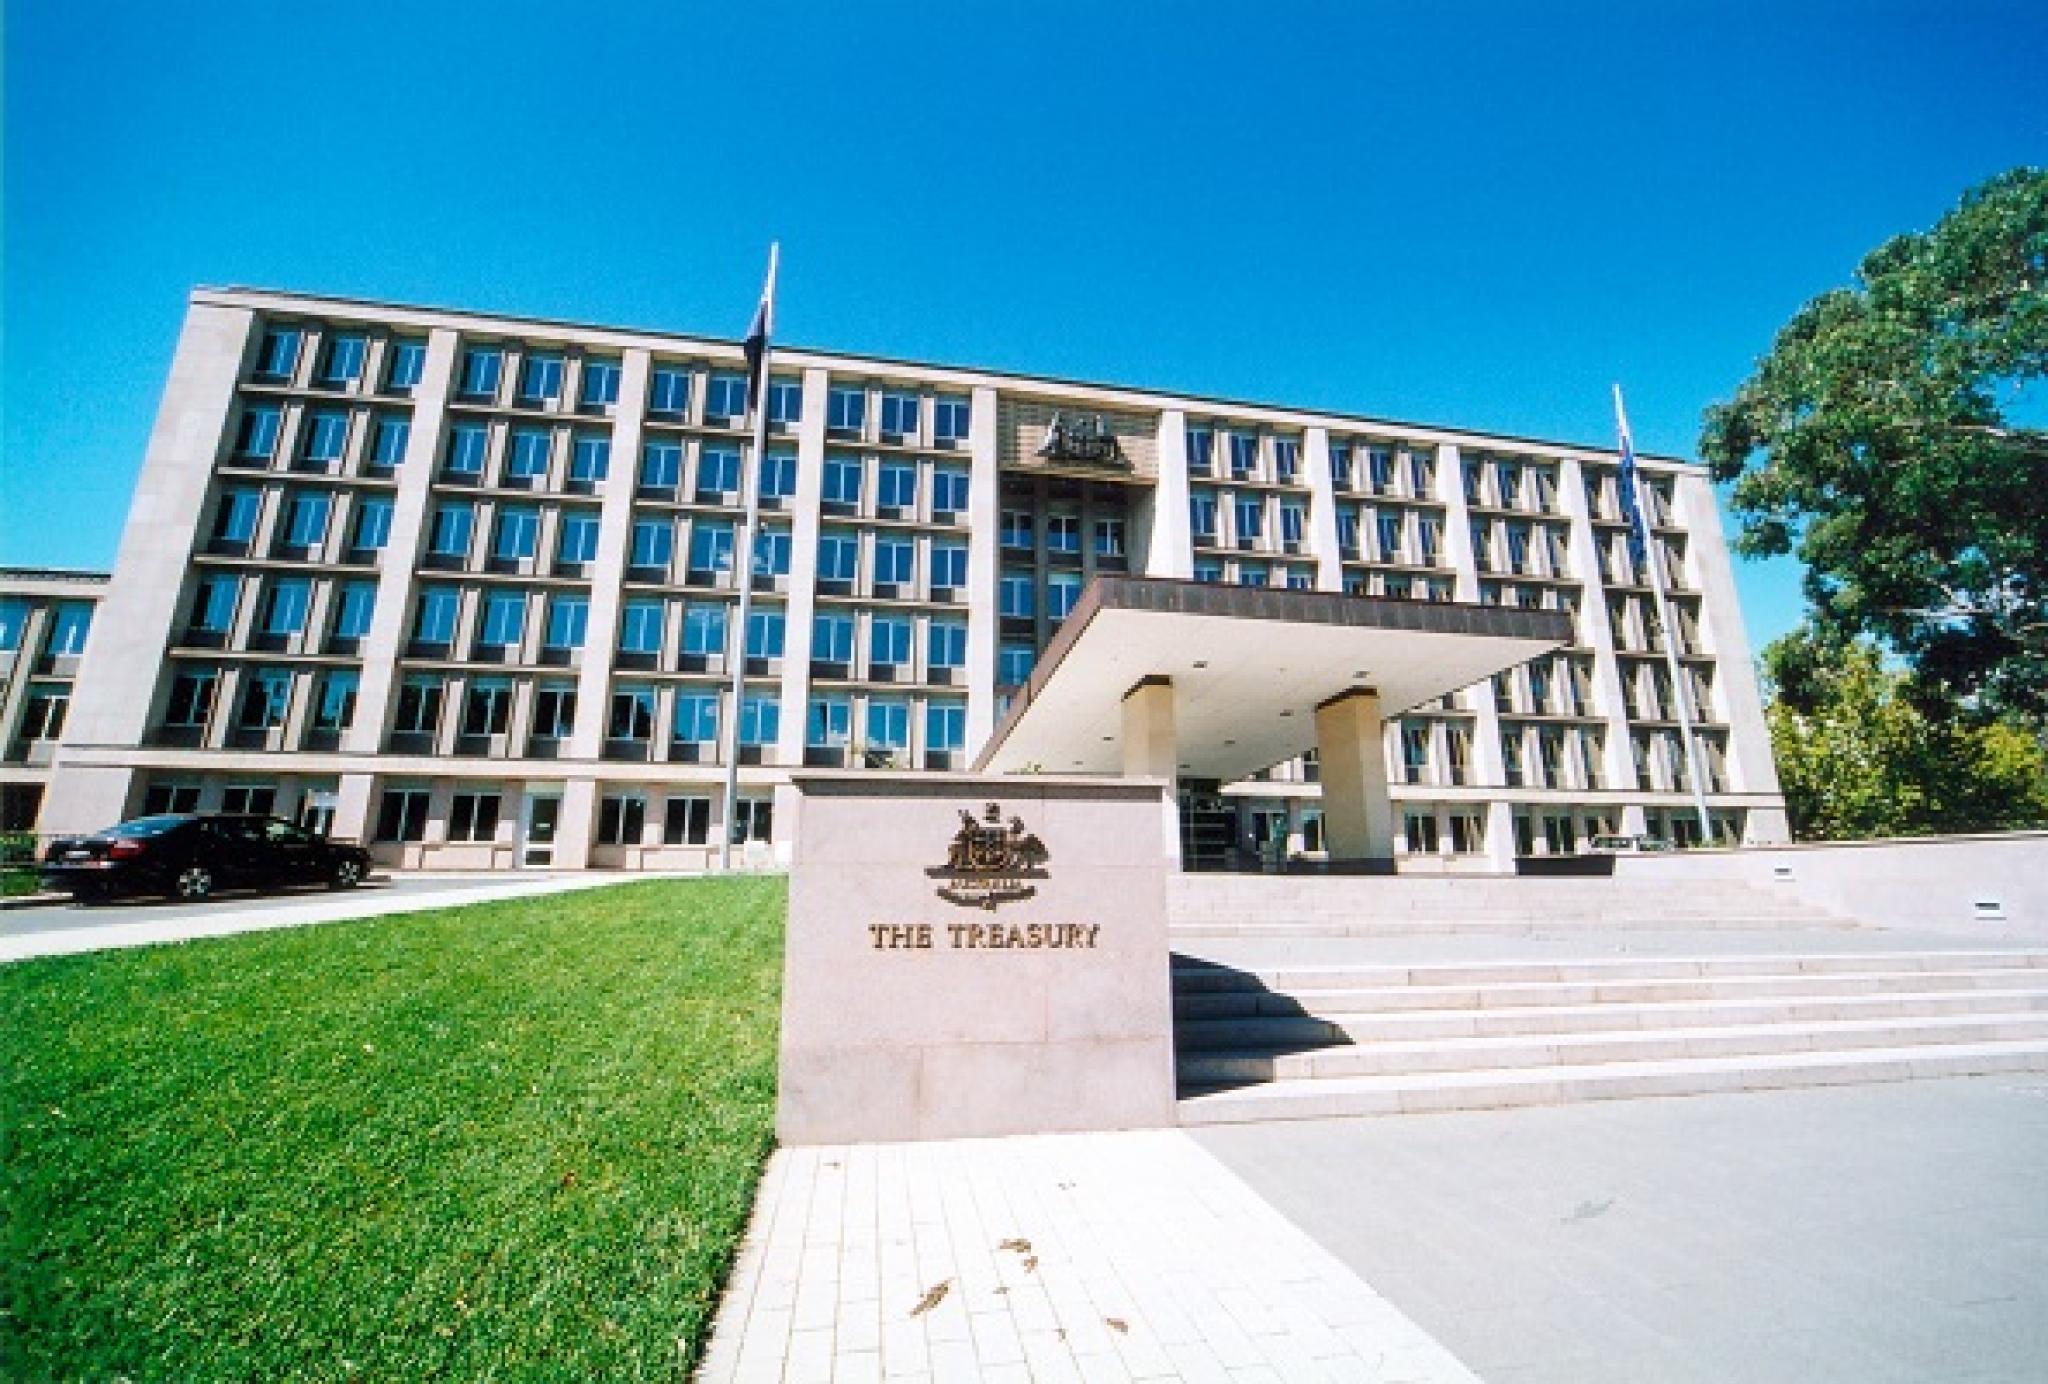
xmin=929 ymin=621 xmax=967 ymax=668
xmin=385 ymin=338 xmax=426 ymax=392
xmin=320 ymin=334 xmax=367 ymax=385
xmin=494 ymin=507 xmax=539 ymax=560
xmin=879 ymin=392 xmax=920 ymax=437
xmin=480 ymin=591 xmax=525 ymax=646
xmin=674 ymin=691 xmax=719 ymax=742
xmin=459 ymin=347 xmax=502 ymax=398
xmin=807 ymin=696 xmax=851 ymax=747
xmin=580 ymin=358 xmax=621 ymax=407
xmin=746 ymin=607 xmax=785 ymax=659
xmin=874 ymin=535 xmax=914 ymax=583
xmin=257 ymin=327 xmax=301 ymax=381
xmin=618 ymin=600 xmax=664 ymax=654
xmin=822 ymin=454 xmax=863 ymax=505
xmin=739 ymin=694 xmax=779 ymax=746
xmin=878 ymin=460 xmax=917 ymax=508
xmin=215 ymin=488 xmax=262 ymax=544
xmin=935 ymin=395 xmax=971 ymax=442
xmin=682 ymin=602 xmax=726 ymax=655
xmin=688 ymin=520 xmax=734 ymax=575
xmin=865 ymin=698 xmax=908 ymax=749
xmin=370 ymin=415 xmax=410 ymax=466
xmin=446 ymin=423 xmax=489 ymax=476
xmin=194 ymin=575 xmax=239 ymax=632
xmin=931 ymin=541 xmax=968 ymax=588
xmin=759 ymin=452 xmax=797 ymax=499
xmin=240 ymin=669 xmax=294 ymax=728
xmin=640 ymin=440 xmax=682 ymax=489
xmin=518 ymin=353 xmax=563 ymax=403
xmin=696 ymin=447 xmax=741 ymax=498
xmin=0 ymin=599 xmax=28 ymax=651
xmin=263 ymin=579 xmax=311 ymax=635
xmin=304 ymin=411 xmax=349 ymax=462
xmin=932 ymin=467 xmax=970 ymax=513
xmin=817 ymin=529 xmax=858 ymax=581
xmin=827 ymin=386 xmax=866 ymax=433
xmin=414 ymin=587 xmax=460 ymax=643
xmin=429 ymin=503 xmax=474 ymax=556
xmin=285 ymin=493 xmax=331 ymax=548
xmin=753 ymin=529 xmax=792 ymax=577
xmin=557 ymin=511 xmax=600 ymax=563
xmin=236 ymin=405 xmax=282 ymax=458
xmin=506 ymin=428 xmax=551 ymax=479
xmin=545 ymin=595 xmax=587 ymax=649
xmin=570 ymin=434 xmax=610 ymax=482
xmin=706 ymin=373 xmax=747 ymax=420
xmin=334 ymin=582 xmax=376 ymax=638
xmin=870 ymin=617 xmax=912 ymax=665
xmin=648 ymin=366 xmax=690 ymax=415
xmin=768 ymin=377 xmax=802 ymax=423
xmin=999 ymin=642 xmax=1034 ymax=684
xmin=926 ymin=701 xmax=966 ymax=750
xmin=315 ymin=669 xmax=359 ymax=730
xmin=813 ymin=612 xmax=854 ymax=662
xmin=630 ymin=519 xmax=673 ymax=570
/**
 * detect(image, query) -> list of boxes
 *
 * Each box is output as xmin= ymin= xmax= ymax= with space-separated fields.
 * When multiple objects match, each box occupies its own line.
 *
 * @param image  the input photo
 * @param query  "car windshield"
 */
xmin=102 ymin=815 xmax=188 ymax=839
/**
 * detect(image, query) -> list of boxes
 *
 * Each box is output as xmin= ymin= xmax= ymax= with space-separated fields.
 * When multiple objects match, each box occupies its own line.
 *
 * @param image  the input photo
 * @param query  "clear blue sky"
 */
xmin=5 ymin=1 xmax=2043 ymax=653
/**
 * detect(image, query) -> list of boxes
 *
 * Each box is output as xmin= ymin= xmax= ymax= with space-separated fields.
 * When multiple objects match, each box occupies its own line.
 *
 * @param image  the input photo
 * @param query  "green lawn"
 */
xmin=1 ymin=877 xmax=784 ymax=1381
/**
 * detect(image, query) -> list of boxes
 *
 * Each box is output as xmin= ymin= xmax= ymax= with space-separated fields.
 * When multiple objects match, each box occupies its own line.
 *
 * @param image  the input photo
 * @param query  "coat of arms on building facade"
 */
xmin=1036 ymin=411 xmax=1124 ymax=466
xmin=929 ymin=802 xmax=1050 ymax=910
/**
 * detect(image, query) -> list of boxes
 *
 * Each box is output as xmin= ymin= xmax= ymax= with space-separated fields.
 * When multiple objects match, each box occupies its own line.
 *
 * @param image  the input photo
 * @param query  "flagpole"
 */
xmin=1613 ymin=384 xmax=1714 ymax=845
xmin=719 ymin=243 xmax=778 ymax=872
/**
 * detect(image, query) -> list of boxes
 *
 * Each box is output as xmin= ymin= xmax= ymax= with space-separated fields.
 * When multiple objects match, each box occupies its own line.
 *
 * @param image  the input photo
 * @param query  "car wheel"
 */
xmin=171 ymin=865 xmax=215 ymax=902
xmin=331 ymin=858 xmax=364 ymax=890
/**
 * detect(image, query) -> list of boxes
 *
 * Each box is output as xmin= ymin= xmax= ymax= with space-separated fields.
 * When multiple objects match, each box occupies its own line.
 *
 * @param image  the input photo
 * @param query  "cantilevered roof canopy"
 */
xmin=974 ymin=578 xmax=1573 ymax=782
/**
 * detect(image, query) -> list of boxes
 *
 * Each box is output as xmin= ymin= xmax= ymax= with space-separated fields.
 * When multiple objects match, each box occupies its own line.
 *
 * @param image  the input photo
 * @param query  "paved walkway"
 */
xmin=0 ymin=872 xmax=680 ymax=963
xmin=1196 ymin=1075 xmax=2048 ymax=1383
xmin=698 ymin=1128 xmax=1480 ymax=1383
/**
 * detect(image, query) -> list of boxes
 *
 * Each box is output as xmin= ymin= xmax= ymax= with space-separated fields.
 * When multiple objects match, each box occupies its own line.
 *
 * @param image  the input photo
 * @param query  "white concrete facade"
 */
xmin=34 ymin=286 xmax=1786 ymax=871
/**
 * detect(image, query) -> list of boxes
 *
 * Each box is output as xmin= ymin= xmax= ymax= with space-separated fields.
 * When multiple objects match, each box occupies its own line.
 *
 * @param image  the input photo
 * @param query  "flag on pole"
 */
xmin=1611 ymin=383 xmax=1650 ymax=576
xmin=743 ymin=245 xmax=779 ymax=412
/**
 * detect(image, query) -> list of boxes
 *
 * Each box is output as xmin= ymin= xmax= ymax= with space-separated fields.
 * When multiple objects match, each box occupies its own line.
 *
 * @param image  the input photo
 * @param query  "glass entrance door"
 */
xmin=520 ymin=792 xmax=561 ymax=868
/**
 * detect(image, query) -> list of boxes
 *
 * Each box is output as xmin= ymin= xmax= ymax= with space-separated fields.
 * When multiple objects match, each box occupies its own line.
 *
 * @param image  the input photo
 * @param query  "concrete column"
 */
xmin=1678 ymin=471 xmax=1785 ymax=834
xmin=568 ymin=350 xmax=651 ymax=759
xmin=1558 ymin=455 xmax=1640 ymax=803
xmin=964 ymin=384 xmax=1002 ymax=753
xmin=1315 ymin=686 xmax=1394 ymax=861
xmin=1120 ymin=676 xmax=1182 ymax=868
xmin=43 ymin=301 xmax=256 ymax=837
xmin=554 ymin=775 xmax=597 ymax=870
xmin=776 ymin=367 xmax=830 ymax=768
xmin=346 ymin=327 xmax=457 ymax=753
xmin=335 ymin=770 xmax=377 ymax=844
xmin=1144 ymin=411 xmax=1194 ymax=579
xmin=1302 ymin=427 xmax=1345 ymax=592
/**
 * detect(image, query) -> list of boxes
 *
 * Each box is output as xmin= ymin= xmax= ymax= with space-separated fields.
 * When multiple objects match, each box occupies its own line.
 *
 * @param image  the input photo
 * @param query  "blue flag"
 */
xmin=1612 ymin=385 xmax=1650 ymax=577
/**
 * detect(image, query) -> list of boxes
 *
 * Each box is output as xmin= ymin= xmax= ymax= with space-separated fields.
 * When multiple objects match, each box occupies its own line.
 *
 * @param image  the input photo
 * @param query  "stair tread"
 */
xmin=1178 ymin=1011 xmax=2048 ymax=1063
xmin=1171 ymin=949 xmax=2048 ymax=984
xmin=1179 ymin=1037 xmax=2048 ymax=1103
xmin=1173 ymin=984 xmax=2048 ymax=1028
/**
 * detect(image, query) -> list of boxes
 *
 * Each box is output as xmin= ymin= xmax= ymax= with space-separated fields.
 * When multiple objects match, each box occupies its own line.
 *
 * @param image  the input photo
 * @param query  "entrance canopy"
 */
xmin=975 ymin=577 xmax=1573 ymax=782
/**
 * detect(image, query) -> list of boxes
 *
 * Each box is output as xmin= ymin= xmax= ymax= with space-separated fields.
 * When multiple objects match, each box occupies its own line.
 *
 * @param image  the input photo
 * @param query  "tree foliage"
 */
xmin=1701 ymin=168 xmax=2048 ymax=719
xmin=1764 ymin=629 xmax=2048 ymax=840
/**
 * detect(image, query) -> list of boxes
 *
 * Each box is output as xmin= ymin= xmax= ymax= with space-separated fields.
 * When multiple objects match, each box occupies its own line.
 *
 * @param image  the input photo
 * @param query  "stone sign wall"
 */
xmin=778 ymin=772 xmax=1176 ymax=1144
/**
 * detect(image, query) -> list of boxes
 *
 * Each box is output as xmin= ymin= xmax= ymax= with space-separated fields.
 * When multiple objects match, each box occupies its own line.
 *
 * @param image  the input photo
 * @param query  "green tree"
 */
xmin=1763 ymin=629 xmax=2048 ymax=840
xmin=1701 ymin=168 xmax=2048 ymax=720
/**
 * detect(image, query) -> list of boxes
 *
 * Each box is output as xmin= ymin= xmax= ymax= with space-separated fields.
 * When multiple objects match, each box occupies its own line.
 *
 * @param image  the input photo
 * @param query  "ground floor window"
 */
xmin=222 ymin=785 xmax=276 ymax=816
xmin=1402 ymin=810 xmax=1440 ymax=855
xmin=599 ymin=794 xmax=647 ymax=846
xmin=1300 ymin=809 xmax=1324 ymax=854
xmin=732 ymin=797 xmax=772 ymax=844
xmin=664 ymin=795 xmax=711 ymax=846
xmin=376 ymin=788 xmax=430 ymax=843
xmin=1447 ymin=811 xmax=1485 ymax=855
xmin=141 ymin=783 xmax=201 ymax=817
xmin=448 ymin=791 xmax=501 ymax=843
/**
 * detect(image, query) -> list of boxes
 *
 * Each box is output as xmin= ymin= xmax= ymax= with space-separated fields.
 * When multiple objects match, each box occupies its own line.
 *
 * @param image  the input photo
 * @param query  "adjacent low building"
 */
xmin=36 ymin=286 xmax=1788 ymax=870
xmin=1 ymin=569 xmax=106 ymax=831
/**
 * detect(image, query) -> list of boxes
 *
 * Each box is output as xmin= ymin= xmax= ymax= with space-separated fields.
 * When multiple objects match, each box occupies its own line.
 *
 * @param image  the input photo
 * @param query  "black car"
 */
xmin=40 ymin=813 xmax=372 ymax=902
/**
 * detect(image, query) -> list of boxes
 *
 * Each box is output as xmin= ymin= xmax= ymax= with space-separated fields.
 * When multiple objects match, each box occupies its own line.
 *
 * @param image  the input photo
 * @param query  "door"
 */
xmin=520 ymin=793 xmax=562 ymax=868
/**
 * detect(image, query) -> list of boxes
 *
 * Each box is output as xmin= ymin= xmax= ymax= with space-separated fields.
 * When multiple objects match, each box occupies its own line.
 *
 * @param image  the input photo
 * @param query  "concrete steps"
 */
xmin=1171 ymin=946 xmax=2048 ymax=1124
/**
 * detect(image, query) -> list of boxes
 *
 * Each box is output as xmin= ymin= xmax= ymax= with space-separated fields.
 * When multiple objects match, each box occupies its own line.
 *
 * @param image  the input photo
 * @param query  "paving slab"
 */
xmin=697 ymin=1128 xmax=1482 ymax=1383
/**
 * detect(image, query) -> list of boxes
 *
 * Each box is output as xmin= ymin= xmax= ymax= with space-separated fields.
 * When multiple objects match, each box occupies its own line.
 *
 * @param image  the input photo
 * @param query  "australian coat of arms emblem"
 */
xmin=928 ymin=803 xmax=1050 ymax=910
